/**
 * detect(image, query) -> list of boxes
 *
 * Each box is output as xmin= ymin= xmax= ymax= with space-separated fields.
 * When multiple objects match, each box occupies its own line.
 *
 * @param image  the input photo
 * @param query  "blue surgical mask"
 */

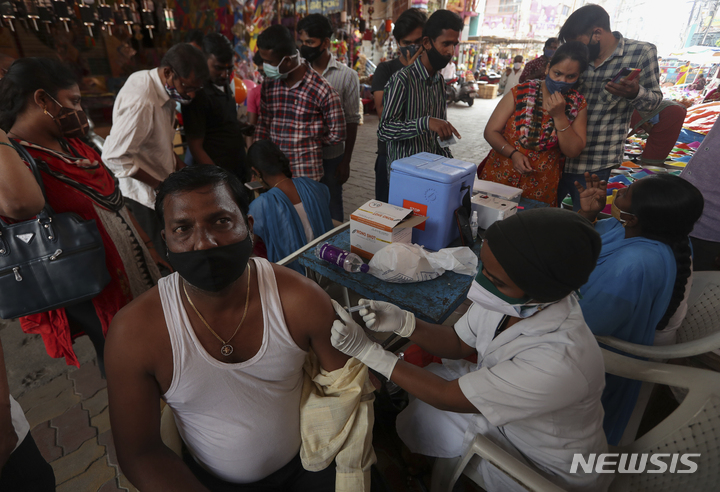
xmin=263 ymin=51 xmax=301 ymax=81
xmin=545 ymin=74 xmax=575 ymax=94
xmin=164 ymin=78 xmax=193 ymax=105
xmin=544 ymin=48 xmax=556 ymax=58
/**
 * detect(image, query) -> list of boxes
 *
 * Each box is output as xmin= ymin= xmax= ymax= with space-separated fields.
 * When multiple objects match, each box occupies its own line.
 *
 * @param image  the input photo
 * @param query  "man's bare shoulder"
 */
xmin=107 ymin=284 xmax=167 ymax=349
xmin=270 ymin=263 xmax=334 ymax=324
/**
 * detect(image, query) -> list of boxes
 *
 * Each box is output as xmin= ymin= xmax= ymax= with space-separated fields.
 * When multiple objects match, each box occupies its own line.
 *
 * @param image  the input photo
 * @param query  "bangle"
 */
xmin=0 ymin=141 xmax=17 ymax=152
xmin=508 ymin=149 xmax=518 ymax=159
xmin=558 ymin=124 xmax=571 ymax=132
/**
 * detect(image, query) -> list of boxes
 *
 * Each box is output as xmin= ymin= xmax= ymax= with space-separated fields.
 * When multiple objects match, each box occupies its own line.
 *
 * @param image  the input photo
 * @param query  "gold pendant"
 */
xmin=221 ymin=344 xmax=234 ymax=356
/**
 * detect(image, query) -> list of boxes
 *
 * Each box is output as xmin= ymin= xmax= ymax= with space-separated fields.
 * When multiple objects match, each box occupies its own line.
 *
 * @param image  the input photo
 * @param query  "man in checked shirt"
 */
xmin=255 ymin=25 xmax=346 ymax=184
xmin=556 ymin=4 xmax=662 ymax=210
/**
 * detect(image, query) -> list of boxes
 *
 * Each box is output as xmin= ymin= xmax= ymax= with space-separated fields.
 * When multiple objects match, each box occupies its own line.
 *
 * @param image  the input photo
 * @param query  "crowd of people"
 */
xmin=0 ymin=3 xmax=718 ymax=492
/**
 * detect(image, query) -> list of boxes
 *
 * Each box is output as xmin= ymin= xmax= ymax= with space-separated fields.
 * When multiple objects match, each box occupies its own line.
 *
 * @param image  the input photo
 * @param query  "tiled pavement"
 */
xmin=1 ymin=97 xmax=500 ymax=491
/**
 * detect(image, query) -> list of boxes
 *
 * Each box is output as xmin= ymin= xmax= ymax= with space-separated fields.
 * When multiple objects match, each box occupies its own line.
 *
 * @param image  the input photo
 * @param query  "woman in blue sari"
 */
xmin=575 ymin=172 xmax=704 ymax=445
xmin=247 ymin=140 xmax=333 ymax=273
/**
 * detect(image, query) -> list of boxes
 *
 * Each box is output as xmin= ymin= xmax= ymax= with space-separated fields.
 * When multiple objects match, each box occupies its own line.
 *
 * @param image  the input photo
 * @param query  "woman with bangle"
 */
xmin=0 ymin=58 xmax=166 ymax=377
xmin=575 ymin=172 xmax=704 ymax=445
xmin=480 ymin=42 xmax=589 ymax=205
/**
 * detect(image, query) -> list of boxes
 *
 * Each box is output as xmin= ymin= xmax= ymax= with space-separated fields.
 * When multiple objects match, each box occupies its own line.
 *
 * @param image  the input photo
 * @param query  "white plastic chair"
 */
xmin=603 ymin=349 xmax=720 ymax=491
xmin=430 ymin=435 xmax=566 ymax=492
xmin=431 ymin=349 xmax=720 ymax=492
xmin=596 ymin=271 xmax=720 ymax=359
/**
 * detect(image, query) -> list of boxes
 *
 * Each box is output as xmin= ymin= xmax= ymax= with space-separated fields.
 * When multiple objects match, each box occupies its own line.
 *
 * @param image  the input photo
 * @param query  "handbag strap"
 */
xmin=10 ymin=140 xmax=55 ymax=217
xmin=11 ymin=140 xmax=46 ymax=196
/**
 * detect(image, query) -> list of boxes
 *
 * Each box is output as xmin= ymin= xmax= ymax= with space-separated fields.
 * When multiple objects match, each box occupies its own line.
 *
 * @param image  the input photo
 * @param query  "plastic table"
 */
xmin=296 ymin=197 xmax=549 ymax=324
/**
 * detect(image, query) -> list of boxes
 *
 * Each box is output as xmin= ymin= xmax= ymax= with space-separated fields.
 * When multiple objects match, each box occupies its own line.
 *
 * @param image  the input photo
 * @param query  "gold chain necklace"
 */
xmin=272 ymin=177 xmax=291 ymax=188
xmin=182 ymin=266 xmax=251 ymax=357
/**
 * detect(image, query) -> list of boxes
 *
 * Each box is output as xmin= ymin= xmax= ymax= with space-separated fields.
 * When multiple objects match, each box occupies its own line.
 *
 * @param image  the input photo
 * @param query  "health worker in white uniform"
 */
xmin=331 ymin=208 xmax=613 ymax=492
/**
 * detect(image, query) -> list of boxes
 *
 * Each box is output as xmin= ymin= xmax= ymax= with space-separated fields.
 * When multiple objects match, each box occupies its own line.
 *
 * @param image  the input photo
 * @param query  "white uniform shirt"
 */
xmin=102 ymin=68 xmax=177 ymax=209
xmin=453 ymin=295 xmax=611 ymax=492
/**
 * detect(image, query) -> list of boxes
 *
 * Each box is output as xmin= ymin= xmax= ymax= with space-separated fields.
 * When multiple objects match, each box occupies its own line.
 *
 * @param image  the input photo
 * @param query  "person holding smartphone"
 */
xmin=480 ymin=42 xmax=589 ymax=206
xmin=556 ymin=4 xmax=662 ymax=210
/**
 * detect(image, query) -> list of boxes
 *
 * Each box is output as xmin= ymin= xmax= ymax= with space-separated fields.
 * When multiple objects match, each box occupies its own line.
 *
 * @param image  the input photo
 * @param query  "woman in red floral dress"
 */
xmin=480 ymin=42 xmax=589 ymax=205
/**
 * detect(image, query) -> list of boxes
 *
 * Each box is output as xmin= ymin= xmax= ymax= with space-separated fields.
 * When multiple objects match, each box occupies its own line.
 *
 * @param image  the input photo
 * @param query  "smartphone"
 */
xmin=437 ymin=134 xmax=458 ymax=148
xmin=244 ymin=180 xmax=265 ymax=191
xmin=610 ymin=67 xmax=640 ymax=84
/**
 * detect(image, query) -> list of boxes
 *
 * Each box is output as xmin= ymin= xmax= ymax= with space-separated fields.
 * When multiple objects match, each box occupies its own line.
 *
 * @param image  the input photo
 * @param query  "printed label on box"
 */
xmin=402 ymin=199 xmax=428 ymax=231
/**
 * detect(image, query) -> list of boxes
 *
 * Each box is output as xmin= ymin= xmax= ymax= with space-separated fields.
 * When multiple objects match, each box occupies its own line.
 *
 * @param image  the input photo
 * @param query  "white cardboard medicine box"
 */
xmin=350 ymin=200 xmax=427 ymax=259
xmin=471 ymin=194 xmax=518 ymax=230
xmin=473 ymin=178 xmax=523 ymax=203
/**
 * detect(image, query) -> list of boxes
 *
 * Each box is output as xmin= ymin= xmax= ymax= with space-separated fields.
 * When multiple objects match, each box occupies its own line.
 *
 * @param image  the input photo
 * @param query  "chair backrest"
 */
xmin=676 ymin=271 xmax=720 ymax=344
xmin=603 ymin=350 xmax=720 ymax=491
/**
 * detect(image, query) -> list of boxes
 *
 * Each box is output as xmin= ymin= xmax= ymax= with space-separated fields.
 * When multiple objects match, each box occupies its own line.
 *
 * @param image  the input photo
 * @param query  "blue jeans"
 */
xmin=320 ymin=154 xmax=345 ymax=222
xmin=374 ymin=153 xmax=389 ymax=203
xmin=557 ymin=168 xmax=613 ymax=211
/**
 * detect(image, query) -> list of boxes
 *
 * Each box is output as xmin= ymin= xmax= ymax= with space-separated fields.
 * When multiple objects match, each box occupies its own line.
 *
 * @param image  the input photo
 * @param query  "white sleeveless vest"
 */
xmin=159 ymin=258 xmax=307 ymax=483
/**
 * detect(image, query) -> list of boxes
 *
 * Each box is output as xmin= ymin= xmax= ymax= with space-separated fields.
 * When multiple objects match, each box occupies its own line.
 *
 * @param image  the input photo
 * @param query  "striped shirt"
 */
xmin=320 ymin=54 xmax=361 ymax=160
xmin=255 ymin=64 xmax=346 ymax=180
xmin=565 ymin=32 xmax=662 ymax=174
xmin=377 ymin=58 xmax=451 ymax=170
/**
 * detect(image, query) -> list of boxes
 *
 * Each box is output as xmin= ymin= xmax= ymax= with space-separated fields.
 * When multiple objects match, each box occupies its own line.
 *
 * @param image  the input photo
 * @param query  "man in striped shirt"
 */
xmin=255 ymin=25 xmax=346 ymax=182
xmin=298 ymin=14 xmax=361 ymax=221
xmin=378 ymin=10 xmax=463 ymax=176
xmin=556 ymin=5 xmax=662 ymax=209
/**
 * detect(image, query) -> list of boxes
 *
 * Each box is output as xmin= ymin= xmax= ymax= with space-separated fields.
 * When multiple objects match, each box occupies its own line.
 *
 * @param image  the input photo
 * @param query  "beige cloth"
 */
xmin=300 ymin=350 xmax=376 ymax=492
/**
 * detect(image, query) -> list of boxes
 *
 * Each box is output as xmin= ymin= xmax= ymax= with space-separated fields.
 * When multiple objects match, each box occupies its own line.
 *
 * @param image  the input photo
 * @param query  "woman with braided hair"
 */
xmin=575 ymin=172 xmax=704 ymax=445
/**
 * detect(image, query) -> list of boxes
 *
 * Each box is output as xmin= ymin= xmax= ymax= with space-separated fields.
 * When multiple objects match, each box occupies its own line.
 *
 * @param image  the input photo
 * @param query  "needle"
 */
xmin=346 ymin=305 xmax=364 ymax=313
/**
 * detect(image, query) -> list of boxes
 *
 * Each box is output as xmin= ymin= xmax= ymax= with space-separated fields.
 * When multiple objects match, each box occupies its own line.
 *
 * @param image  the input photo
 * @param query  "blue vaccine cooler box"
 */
xmin=388 ymin=152 xmax=477 ymax=251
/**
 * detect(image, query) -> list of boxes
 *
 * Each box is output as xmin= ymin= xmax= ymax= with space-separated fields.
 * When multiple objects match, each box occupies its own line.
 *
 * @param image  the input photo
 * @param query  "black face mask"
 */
xmin=587 ymin=39 xmax=601 ymax=61
xmin=426 ymin=40 xmax=452 ymax=72
xmin=300 ymin=43 xmax=325 ymax=63
xmin=167 ymin=235 xmax=253 ymax=293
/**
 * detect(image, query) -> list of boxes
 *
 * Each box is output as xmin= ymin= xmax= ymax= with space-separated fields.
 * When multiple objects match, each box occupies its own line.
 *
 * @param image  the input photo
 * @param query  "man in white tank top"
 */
xmin=105 ymin=165 xmax=352 ymax=491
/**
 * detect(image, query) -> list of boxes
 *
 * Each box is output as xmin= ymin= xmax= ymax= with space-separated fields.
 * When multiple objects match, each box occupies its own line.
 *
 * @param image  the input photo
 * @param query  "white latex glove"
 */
xmin=331 ymin=300 xmax=399 ymax=379
xmin=358 ymin=299 xmax=416 ymax=338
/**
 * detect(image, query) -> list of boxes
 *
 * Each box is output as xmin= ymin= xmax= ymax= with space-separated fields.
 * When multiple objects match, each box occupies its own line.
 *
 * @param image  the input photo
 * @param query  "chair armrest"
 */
xmin=276 ymin=222 xmax=350 ymax=266
xmin=601 ymin=349 xmax=718 ymax=388
xmin=596 ymin=330 xmax=720 ymax=359
xmin=463 ymin=434 xmax=567 ymax=492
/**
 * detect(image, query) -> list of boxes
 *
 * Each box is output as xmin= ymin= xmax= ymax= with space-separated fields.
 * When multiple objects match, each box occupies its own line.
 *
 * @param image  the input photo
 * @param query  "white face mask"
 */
xmin=513 ymin=62 xmax=522 ymax=70
xmin=467 ymin=279 xmax=554 ymax=319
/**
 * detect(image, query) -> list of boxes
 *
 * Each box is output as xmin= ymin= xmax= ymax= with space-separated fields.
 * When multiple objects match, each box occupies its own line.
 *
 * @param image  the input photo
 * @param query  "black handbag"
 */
xmin=0 ymin=142 xmax=110 ymax=319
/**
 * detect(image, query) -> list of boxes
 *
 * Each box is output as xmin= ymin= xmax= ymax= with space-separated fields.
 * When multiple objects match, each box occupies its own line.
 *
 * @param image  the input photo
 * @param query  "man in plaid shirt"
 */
xmin=255 ymin=25 xmax=346 ymax=181
xmin=557 ymin=5 xmax=662 ymax=209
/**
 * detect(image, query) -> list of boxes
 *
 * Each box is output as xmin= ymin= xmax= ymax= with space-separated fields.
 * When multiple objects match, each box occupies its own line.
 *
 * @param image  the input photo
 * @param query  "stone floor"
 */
xmin=0 ymin=96 xmax=501 ymax=491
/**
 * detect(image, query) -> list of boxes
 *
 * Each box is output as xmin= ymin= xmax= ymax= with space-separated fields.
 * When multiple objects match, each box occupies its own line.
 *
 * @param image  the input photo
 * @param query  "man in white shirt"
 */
xmin=297 ymin=14 xmax=360 ymax=222
xmin=102 ymin=43 xmax=208 ymax=259
xmin=501 ymin=55 xmax=524 ymax=95
xmin=440 ymin=59 xmax=457 ymax=81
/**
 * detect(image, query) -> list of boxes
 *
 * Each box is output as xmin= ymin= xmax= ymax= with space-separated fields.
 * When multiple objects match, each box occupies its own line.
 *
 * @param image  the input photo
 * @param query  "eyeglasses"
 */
xmin=172 ymin=70 xmax=203 ymax=93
